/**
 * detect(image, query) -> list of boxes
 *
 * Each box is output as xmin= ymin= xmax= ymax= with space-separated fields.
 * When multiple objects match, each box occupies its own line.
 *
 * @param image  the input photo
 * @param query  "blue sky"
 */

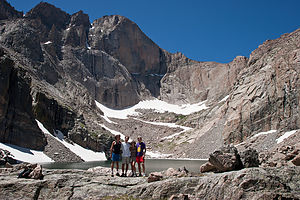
xmin=9 ymin=0 xmax=300 ymax=63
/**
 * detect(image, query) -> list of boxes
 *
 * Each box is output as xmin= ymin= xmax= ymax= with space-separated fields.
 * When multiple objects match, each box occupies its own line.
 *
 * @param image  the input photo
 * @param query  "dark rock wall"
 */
xmin=32 ymin=92 xmax=76 ymax=136
xmin=0 ymin=54 xmax=46 ymax=150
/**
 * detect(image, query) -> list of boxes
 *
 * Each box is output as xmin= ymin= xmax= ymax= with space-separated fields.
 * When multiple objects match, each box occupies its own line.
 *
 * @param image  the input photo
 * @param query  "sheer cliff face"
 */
xmin=222 ymin=29 xmax=300 ymax=144
xmin=0 ymin=54 xmax=47 ymax=150
xmin=0 ymin=0 xmax=299 ymax=155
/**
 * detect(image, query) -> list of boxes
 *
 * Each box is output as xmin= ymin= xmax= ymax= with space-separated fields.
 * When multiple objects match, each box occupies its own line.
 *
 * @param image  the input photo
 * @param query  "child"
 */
xmin=110 ymin=134 xmax=121 ymax=177
xmin=136 ymin=136 xmax=146 ymax=176
xmin=129 ymin=140 xmax=137 ymax=177
xmin=121 ymin=136 xmax=131 ymax=177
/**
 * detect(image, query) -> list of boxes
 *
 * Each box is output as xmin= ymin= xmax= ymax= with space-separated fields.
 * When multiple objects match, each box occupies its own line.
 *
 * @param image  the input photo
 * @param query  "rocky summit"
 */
xmin=0 ymin=0 xmax=300 ymax=198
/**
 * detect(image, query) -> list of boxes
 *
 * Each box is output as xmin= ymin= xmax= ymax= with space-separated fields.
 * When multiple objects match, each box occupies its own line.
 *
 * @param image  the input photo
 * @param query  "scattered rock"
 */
xmin=240 ymin=148 xmax=259 ymax=168
xmin=200 ymin=161 xmax=217 ymax=173
xmin=169 ymin=194 xmax=189 ymax=200
xmin=208 ymin=145 xmax=243 ymax=172
xmin=291 ymin=154 xmax=300 ymax=166
xmin=148 ymin=172 xmax=163 ymax=183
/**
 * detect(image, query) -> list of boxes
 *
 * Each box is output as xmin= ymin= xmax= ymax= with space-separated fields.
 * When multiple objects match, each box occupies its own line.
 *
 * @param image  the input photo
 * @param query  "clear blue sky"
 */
xmin=9 ymin=0 xmax=300 ymax=63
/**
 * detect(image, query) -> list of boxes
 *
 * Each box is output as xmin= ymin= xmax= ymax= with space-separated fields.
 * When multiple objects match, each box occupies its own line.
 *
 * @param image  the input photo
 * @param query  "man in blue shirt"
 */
xmin=136 ymin=136 xmax=146 ymax=176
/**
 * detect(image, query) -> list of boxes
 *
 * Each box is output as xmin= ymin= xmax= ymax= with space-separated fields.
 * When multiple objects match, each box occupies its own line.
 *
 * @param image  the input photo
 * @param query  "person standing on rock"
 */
xmin=136 ymin=136 xmax=146 ymax=176
xmin=121 ymin=136 xmax=131 ymax=177
xmin=110 ymin=134 xmax=121 ymax=177
xmin=130 ymin=140 xmax=137 ymax=177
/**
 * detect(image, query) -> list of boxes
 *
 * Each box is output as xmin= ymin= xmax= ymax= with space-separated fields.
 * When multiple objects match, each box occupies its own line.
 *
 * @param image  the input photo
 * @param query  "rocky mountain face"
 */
xmin=0 ymin=0 xmax=299 ymax=162
xmin=0 ymin=53 xmax=46 ymax=150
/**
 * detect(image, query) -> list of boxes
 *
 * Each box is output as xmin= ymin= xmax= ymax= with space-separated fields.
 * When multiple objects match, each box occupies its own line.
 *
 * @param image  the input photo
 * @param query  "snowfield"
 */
xmin=0 ymin=142 xmax=54 ymax=163
xmin=95 ymin=99 xmax=208 ymax=120
xmin=36 ymin=120 xmax=106 ymax=161
xmin=252 ymin=130 xmax=277 ymax=138
xmin=276 ymin=130 xmax=298 ymax=144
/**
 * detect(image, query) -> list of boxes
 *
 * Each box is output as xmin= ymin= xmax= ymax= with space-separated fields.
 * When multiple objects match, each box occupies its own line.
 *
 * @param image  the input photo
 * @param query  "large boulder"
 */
xmin=208 ymin=145 xmax=243 ymax=172
xmin=239 ymin=148 xmax=259 ymax=168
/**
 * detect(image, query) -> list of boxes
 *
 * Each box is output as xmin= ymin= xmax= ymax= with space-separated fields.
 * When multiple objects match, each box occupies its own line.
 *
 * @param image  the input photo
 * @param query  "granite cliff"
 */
xmin=0 ymin=0 xmax=299 ymax=163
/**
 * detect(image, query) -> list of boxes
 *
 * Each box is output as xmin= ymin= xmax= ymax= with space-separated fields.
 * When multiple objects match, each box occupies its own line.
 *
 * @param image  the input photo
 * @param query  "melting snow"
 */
xmin=0 ymin=143 xmax=54 ymax=163
xmin=147 ymin=151 xmax=172 ymax=158
xmin=276 ymin=130 xmax=298 ymax=144
xmin=135 ymin=118 xmax=192 ymax=140
xmin=95 ymin=99 xmax=208 ymax=120
xmin=219 ymin=95 xmax=229 ymax=103
xmin=99 ymin=124 xmax=126 ymax=141
xmin=44 ymin=41 xmax=52 ymax=45
xmin=36 ymin=120 xmax=106 ymax=161
xmin=251 ymin=130 xmax=277 ymax=138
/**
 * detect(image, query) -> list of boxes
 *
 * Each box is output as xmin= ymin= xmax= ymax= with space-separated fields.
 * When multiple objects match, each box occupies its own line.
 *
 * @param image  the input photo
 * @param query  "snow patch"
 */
xmin=276 ymin=130 xmax=298 ymax=144
xmin=36 ymin=120 xmax=106 ymax=161
xmin=135 ymin=118 xmax=192 ymax=140
xmin=102 ymin=115 xmax=117 ymax=124
xmin=99 ymin=124 xmax=126 ymax=141
xmin=0 ymin=143 xmax=54 ymax=163
xmin=95 ymin=99 xmax=208 ymax=120
xmin=44 ymin=41 xmax=52 ymax=45
xmin=252 ymin=130 xmax=277 ymax=138
xmin=219 ymin=95 xmax=229 ymax=103
xmin=147 ymin=151 xmax=172 ymax=158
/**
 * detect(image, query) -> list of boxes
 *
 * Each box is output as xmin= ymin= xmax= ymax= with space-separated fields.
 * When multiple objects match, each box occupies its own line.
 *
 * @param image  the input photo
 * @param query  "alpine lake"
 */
xmin=42 ymin=159 xmax=207 ymax=174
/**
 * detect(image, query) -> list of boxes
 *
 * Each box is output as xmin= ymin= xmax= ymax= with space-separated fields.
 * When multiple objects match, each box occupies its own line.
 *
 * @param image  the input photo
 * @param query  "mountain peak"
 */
xmin=0 ymin=0 xmax=23 ymax=20
xmin=25 ymin=2 xmax=70 ymax=30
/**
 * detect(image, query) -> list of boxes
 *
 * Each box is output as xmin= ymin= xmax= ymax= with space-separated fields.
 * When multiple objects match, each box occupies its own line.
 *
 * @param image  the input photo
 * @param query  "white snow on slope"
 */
xmin=0 ymin=142 xmax=54 ymax=163
xmin=36 ymin=120 xmax=106 ymax=161
xmin=99 ymin=124 xmax=126 ymax=141
xmin=276 ymin=130 xmax=298 ymax=144
xmin=252 ymin=130 xmax=277 ymax=138
xmin=135 ymin=118 xmax=192 ymax=140
xmin=95 ymin=99 xmax=208 ymax=119
xmin=147 ymin=151 xmax=172 ymax=158
xmin=44 ymin=41 xmax=52 ymax=45
xmin=219 ymin=95 xmax=229 ymax=103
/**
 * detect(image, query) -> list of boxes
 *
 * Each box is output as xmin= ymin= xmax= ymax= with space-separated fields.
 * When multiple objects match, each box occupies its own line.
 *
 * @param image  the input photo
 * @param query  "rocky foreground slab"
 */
xmin=0 ymin=166 xmax=299 ymax=200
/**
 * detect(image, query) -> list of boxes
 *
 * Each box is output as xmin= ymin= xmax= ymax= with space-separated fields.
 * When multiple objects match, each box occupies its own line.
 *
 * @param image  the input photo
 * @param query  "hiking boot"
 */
xmin=116 ymin=173 xmax=120 ymax=176
xmin=138 ymin=173 xmax=142 ymax=177
xmin=121 ymin=173 xmax=125 ymax=177
xmin=111 ymin=174 xmax=114 ymax=177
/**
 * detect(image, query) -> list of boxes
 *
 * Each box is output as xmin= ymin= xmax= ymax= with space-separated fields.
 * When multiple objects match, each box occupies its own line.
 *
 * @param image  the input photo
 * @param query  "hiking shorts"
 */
xmin=130 ymin=157 xmax=136 ymax=163
xmin=112 ymin=153 xmax=120 ymax=162
xmin=136 ymin=156 xmax=144 ymax=163
xmin=122 ymin=156 xmax=130 ymax=164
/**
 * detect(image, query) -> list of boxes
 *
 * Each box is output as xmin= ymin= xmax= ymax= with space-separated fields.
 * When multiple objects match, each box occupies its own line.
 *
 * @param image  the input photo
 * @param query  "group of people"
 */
xmin=110 ymin=135 xmax=146 ymax=177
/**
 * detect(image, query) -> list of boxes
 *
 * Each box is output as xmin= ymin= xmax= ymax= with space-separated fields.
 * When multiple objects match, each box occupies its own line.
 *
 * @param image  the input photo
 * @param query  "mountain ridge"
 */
xmin=0 ymin=0 xmax=299 ymax=162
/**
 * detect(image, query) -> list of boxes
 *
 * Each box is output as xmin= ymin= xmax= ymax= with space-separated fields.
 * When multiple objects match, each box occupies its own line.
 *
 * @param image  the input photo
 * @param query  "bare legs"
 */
xmin=131 ymin=161 xmax=136 ymax=176
xmin=137 ymin=162 xmax=145 ymax=175
xmin=111 ymin=161 xmax=119 ymax=176
xmin=122 ymin=163 xmax=129 ymax=176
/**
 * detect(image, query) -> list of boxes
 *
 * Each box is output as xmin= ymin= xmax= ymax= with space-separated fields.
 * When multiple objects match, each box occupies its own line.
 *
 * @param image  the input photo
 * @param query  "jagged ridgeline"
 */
xmin=0 ymin=0 xmax=299 ymax=160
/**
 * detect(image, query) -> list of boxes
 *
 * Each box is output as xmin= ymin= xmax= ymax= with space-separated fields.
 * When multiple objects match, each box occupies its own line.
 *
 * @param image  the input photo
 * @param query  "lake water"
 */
xmin=42 ymin=159 xmax=207 ymax=174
